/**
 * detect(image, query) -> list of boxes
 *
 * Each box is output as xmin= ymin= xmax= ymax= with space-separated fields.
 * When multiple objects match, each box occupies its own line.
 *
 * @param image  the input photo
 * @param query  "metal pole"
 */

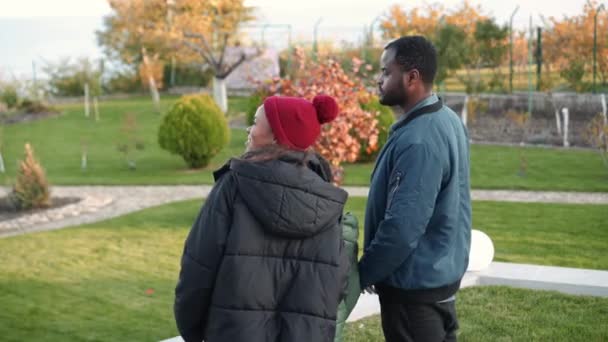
xmin=436 ymin=15 xmax=446 ymax=96
xmin=369 ymin=15 xmax=382 ymax=49
xmin=536 ymin=27 xmax=542 ymax=91
xmin=313 ymin=18 xmax=323 ymax=61
xmin=170 ymin=56 xmax=176 ymax=87
xmin=594 ymin=4 xmax=605 ymax=94
xmin=509 ymin=6 xmax=520 ymax=94
xmin=287 ymin=24 xmax=293 ymax=78
xmin=261 ymin=24 xmax=270 ymax=46
xmin=528 ymin=16 xmax=534 ymax=116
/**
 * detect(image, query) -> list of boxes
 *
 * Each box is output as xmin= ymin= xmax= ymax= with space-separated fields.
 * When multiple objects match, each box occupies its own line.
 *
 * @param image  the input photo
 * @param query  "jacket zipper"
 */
xmin=387 ymin=173 xmax=401 ymax=209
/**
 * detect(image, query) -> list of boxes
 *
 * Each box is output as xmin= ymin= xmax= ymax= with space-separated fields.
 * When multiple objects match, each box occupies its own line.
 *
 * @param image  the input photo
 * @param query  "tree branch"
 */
xmin=183 ymin=31 xmax=218 ymax=66
xmin=217 ymin=48 xmax=263 ymax=79
xmin=217 ymin=33 xmax=230 ymax=71
xmin=182 ymin=40 xmax=217 ymax=72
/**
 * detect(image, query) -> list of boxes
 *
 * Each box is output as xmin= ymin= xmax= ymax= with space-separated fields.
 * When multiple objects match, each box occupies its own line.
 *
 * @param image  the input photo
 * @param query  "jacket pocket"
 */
xmin=386 ymin=171 xmax=402 ymax=210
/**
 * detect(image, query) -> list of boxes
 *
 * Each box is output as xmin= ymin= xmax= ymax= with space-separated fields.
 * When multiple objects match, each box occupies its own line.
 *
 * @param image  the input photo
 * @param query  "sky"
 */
xmin=0 ymin=0 xmax=592 ymax=78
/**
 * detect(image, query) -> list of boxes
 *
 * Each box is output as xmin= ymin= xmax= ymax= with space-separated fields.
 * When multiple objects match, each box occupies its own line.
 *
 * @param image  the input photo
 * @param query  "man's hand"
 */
xmin=362 ymin=286 xmax=376 ymax=294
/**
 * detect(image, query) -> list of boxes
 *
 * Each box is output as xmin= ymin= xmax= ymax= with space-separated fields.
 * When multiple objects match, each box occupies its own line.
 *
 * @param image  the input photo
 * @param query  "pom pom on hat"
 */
xmin=313 ymin=95 xmax=339 ymax=124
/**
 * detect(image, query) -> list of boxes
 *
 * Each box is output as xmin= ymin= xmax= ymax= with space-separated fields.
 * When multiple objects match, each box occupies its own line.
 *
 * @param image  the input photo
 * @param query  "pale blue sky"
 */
xmin=0 ymin=0 xmax=592 ymax=78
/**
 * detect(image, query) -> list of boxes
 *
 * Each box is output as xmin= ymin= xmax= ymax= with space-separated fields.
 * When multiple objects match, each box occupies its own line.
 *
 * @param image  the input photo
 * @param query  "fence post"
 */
xmin=555 ymin=107 xmax=562 ymax=135
xmin=461 ymin=95 xmax=469 ymax=127
xmin=84 ymin=83 xmax=90 ymax=118
xmin=562 ymin=107 xmax=570 ymax=147
xmin=601 ymin=94 xmax=607 ymax=126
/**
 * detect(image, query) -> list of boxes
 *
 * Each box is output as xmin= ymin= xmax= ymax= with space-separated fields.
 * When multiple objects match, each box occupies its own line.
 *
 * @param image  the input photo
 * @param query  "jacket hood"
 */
xmin=230 ymin=154 xmax=348 ymax=239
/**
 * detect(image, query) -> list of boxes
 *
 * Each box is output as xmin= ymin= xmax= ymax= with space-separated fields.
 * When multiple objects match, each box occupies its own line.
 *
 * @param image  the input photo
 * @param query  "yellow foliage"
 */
xmin=545 ymin=0 xmax=608 ymax=82
xmin=380 ymin=0 xmax=487 ymax=40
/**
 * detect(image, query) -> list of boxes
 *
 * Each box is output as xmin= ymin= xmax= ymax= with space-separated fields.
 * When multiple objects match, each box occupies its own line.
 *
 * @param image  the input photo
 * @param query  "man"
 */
xmin=358 ymin=36 xmax=472 ymax=342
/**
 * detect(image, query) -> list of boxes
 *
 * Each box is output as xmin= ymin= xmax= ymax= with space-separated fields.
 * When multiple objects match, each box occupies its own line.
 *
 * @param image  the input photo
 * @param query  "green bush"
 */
xmin=246 ymin=92 xmax=263 ymax=126
xmin=0 ymin=85 xmax=19 ymax=108
xmin=560 ymin=60 xmax=587 ymax=93
xmin=162 ymin=63 xmax=213 ymax=89
xmin=43 ymin=57 xmax=102 ymax=97
xmin=359 ymin=96 xmax=395 ymax=162
xmin=158 ymin=94 xmax=230 ymax=168
xmin=105 ymin=69 xmax=142 ymax=94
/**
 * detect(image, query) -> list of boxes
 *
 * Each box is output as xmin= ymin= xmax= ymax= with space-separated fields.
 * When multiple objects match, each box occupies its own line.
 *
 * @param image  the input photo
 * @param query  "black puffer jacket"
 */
xmin=174 ymin=153 xmax=350 ymax=342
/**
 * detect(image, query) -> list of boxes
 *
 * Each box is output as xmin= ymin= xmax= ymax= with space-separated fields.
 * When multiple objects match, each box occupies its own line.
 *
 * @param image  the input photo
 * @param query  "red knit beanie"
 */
xmin=263 ymin=95 xmax=339 ymax=150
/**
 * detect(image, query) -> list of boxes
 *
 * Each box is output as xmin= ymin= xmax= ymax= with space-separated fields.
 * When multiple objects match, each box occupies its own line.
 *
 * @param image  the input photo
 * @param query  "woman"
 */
xmin=174 ymin=95 xmax=352 ymax=342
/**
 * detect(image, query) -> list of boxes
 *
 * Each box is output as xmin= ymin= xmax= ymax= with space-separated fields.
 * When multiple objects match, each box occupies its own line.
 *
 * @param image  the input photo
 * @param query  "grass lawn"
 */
xmin=346 ymin=197 xmax=608 ymax=270
xmin=1 ymin=198 xmax=606 ymax=341
xmin=1 ymin=96 xmax=607 ymax=191
xmin=343 ymin=144 xmax=608 ymax=192
xmin=0 ymin=96 xmax=249 ymax=186
xmin=344 ymin=286 xmax=608 ymax=342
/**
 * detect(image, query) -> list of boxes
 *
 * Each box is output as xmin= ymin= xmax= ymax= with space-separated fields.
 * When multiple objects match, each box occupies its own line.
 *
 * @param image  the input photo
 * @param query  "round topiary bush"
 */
xmin=158 ymin=94 xmax=230 ymax=169
xmin=246 ymin=92 xmax=263 ymax=126
xmin=359 ymin=96 xmax=395 ymax=162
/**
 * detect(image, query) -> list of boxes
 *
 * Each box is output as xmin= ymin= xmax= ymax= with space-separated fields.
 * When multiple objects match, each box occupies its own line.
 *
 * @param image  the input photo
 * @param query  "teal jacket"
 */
xmin=334 ymin=212 xmax=360 ymax=342
xmin=359 ymin=94 xmax=472 ymax=301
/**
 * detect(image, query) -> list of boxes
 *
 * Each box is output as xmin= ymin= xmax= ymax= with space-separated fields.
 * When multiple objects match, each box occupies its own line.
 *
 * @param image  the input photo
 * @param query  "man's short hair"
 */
xmin=385 ymin=36 xmax=438 ymax=85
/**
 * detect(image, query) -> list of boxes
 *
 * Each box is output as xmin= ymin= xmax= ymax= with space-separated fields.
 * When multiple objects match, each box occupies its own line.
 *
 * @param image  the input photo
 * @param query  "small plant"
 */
xmin=18 ymin=98 xmax=55 ymax=114
xmin=117 ymin=112 xmax=145 ymax=170
xmin=560 ymin=60 xmax=586 ymax=93
xmin=465 ymin=97 xmax=488 ymax=125
xmin=9 ymin=143 xmax=51 ymax=210
xmin=586 ymin=113 xmax=608 ymax=171
xmin=81 ymin=137 xmax=88 ymax=171
xmin=158 ymin=94 xmax=230 ymax=169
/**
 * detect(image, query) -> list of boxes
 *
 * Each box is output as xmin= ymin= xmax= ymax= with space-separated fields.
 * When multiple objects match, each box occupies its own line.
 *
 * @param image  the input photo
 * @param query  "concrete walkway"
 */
xmin=160 ymin=261 xmax=608 ymax=342
xmin=2 ymin=185 xmax=607 ymax=237
xmin=348 ymin=261 xmax=608 ymax=322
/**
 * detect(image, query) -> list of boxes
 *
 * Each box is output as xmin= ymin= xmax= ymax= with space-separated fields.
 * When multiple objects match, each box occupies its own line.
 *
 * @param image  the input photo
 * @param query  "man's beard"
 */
xmin=379 ymin=90 xmax=405 ymax=107
xmin=379 ymin=81 xmax=406 ymax=107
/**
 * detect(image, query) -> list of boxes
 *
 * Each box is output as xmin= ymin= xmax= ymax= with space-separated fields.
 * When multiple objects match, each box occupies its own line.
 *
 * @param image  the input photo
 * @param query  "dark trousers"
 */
xmin=378 ymin=294 xmax=459 ymax=342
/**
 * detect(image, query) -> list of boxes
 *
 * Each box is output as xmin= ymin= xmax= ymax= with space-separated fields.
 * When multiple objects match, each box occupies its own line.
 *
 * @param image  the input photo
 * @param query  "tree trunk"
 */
xmin=213 ymin=77 xmax=228 ymax=113
xmin=148 ymin=75 xmax=161 ymax=113
xmin=93 ymin=97 xmax=100 ymax=122
xmin=142 ymin=47 xmax=161 ymax=113
xmin=461 ymin=95 xmax=469 ymax=127
xmin=84 ymin=83 xmax=90 ymax=117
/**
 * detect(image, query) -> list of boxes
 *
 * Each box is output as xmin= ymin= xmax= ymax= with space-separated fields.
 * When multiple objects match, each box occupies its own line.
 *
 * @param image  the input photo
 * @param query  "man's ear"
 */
xmin=402 ymin=69 xmax=421 ymax=87
xmin=408 ymin=69 xmax=422 ymax=84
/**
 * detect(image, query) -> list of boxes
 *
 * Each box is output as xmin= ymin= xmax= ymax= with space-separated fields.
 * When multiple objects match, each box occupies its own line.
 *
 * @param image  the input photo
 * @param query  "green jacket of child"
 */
xmin=334 ymin=212 xmax=361 ymax=342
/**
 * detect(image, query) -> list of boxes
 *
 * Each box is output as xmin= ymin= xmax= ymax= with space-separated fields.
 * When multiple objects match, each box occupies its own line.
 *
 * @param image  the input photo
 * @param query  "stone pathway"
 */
xmin=1 ymin=186 xmax=607 ymax=238
xmin=0 ymin=185 xmax=212 ymax=238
